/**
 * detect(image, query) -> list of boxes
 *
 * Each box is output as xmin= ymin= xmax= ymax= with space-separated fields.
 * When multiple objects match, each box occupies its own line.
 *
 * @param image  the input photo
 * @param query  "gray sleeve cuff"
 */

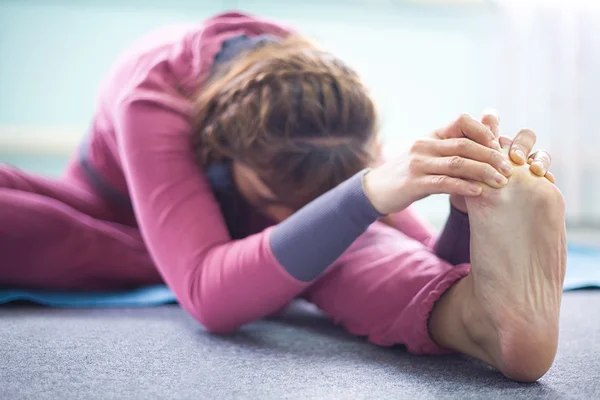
xmin=270 ymin=170 xmax=384 ymax=282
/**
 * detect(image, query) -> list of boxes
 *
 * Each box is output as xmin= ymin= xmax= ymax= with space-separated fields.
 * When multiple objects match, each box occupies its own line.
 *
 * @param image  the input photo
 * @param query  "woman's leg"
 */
xmin=0 ymin=188 xmax=161 ymax=291
xmin=303 ymin=163 xmax=566 ymax=382
xmin=0 ymin=162 xmax=119 ymax=222
xmin=301 ymin=222 xmax=470 ymax=354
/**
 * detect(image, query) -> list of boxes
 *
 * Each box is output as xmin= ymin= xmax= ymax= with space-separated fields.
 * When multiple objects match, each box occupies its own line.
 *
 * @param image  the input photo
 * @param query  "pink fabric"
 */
xmin=303 ymin=222 xmax=469 ymax=355
xmin=385 ymin=207 xmax=437 ymax=249
xmin=0 ymin=162 xmax=161 ymax=291
xmin=0 ymin=12 xmax=470 ymax=354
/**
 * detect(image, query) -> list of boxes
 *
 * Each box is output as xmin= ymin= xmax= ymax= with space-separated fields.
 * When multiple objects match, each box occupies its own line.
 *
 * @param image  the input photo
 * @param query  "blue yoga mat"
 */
xmin=0 ymin=244 xmax=598 ymax=308
xmin=0 ymin=285 xmax=176 ymax=308
xmin=563 ymin=244 xmax=600 ymax=291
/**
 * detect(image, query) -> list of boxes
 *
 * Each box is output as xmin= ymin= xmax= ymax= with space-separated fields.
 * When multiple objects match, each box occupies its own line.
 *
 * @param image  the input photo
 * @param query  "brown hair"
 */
xmin=193 ymin=36 xmax=378 ymax=209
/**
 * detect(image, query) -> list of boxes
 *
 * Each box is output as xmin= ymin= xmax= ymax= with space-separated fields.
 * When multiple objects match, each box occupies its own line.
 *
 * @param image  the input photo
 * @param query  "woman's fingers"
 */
xmin=503 ymin=131 xmax=552 ymax=180
xmin=481 ymin=109 xmax=500 ymax=138
xmin=527 ymin=150 xmax=554 ymax=183
xmin=422 ymin=175 xmax=482 ymax=197
xmin=434 ymin=114 xmax=501 ymax=151
xmin=527 ymin=150 xmax=552 ymax=177
xmin=425 ymin=156 xmax=508 ymax=189
xmin=421 ymin=137 xmax=513 ymax=177
xmin=498 ymin=135 xmax=513 ymax=151
xmin=509 ymin=128 xmax=537 ymax=164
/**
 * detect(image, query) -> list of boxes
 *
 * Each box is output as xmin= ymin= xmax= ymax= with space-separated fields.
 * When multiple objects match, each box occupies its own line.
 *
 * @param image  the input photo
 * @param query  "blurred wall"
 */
xmin=0 ymin=0 xmax=497 ymax=133
xmin=0 ymin=0 xmax=597 ymax=226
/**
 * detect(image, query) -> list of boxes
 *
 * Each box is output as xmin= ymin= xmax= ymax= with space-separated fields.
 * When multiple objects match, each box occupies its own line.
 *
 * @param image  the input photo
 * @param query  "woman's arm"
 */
xmin=379 ymin=112 xmax=555 ymax=266
xmin=115 ymin=99 xmax=382 ymax=333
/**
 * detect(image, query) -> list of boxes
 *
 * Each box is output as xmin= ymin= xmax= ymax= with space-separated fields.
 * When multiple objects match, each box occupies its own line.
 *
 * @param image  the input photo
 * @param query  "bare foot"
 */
xmin=462 ymin=146 xmax=567 ymax=381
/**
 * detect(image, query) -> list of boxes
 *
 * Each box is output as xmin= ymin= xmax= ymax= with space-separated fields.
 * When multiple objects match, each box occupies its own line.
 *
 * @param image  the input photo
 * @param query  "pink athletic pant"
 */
xmin=0 ymin=160 xmax=163 ymax=291
xmin=0 ymin=159 xmax=467 ymax=353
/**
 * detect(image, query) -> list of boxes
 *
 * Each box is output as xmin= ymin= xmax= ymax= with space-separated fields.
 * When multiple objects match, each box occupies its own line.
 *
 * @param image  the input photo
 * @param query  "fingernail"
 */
xmin=514 ymin=149 xmax=526 ymax=162
xmin=500 ymin=161 xmax=513 ymax=176
xmin=495 ymin=173 xmax=508 ymax=185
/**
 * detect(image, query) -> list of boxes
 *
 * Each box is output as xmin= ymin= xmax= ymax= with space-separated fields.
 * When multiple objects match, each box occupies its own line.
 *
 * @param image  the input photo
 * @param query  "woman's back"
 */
xmin=75 ymin=13 xmax=292 ymax=203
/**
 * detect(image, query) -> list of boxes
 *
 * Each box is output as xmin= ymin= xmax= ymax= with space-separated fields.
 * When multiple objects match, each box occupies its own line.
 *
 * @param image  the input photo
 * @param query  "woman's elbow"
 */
xmin=185 ymin=299 xmax=243 ymax=335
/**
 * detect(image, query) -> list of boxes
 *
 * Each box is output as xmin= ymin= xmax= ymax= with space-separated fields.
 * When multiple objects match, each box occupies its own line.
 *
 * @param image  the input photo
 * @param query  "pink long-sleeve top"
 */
xmin=79 ymin=12 xmax=471 ymax=353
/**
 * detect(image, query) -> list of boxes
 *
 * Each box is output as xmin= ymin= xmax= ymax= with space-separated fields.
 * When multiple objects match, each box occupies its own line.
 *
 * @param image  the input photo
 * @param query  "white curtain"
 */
xmin=495 ymin=1 xmax=600 ymax=226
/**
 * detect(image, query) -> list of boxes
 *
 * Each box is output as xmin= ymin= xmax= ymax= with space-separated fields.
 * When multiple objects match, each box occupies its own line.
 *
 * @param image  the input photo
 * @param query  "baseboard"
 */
xmin=0 ymin=126 xmax=83 ymax=155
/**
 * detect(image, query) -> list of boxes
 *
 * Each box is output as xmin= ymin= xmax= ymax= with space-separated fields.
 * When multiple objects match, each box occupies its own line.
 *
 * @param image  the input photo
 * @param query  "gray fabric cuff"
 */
xmin=270 ymin=170 xmax=384 ymax=282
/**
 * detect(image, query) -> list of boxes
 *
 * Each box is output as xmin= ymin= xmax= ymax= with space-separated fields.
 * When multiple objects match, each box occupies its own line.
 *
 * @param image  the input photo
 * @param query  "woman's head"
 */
xmin=194 ymin=36 xmax=379 ymax=220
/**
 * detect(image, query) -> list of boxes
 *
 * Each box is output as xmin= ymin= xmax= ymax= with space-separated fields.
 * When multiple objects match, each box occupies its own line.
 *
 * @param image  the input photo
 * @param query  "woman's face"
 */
xmin=232 ymin=162 xmax=294 ymax=223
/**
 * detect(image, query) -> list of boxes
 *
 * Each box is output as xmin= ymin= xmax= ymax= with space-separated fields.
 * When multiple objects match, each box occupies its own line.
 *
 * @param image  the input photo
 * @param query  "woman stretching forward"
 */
xmin=0 ymin=12 xmax=566 ymax=382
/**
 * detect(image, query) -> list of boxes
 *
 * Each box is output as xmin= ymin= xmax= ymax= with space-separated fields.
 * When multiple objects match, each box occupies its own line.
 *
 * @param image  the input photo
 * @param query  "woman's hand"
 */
xmin=450 ymin=112 xmax=555 ymax=212
xmin=363 ymin=114 xmax=513 ymax=215
xmin=506 ymin=136 xmax=555 ymax=183
xmin=481 ymin=111 xmax=554 ymax=181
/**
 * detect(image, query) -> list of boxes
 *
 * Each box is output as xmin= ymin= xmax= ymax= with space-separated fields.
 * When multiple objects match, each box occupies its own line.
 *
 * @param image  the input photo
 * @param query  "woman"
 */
xmin=0 ymin=12 xmax=563 ymax=381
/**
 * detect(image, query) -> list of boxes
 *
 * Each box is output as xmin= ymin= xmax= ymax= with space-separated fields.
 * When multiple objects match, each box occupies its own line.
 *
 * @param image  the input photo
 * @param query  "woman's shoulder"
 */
xmin=95 ymin=24 xmax=200 ymax=114
xmin=95 ymin=12 xmax=295 ymax=121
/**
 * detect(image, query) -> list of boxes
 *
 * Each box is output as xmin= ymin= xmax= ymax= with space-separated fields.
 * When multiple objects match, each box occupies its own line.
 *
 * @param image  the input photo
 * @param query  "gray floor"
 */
xmin=0 ymin=154 xmax=599 ymax=399
xmin=1 ymin=292 xmax=599 ymax=400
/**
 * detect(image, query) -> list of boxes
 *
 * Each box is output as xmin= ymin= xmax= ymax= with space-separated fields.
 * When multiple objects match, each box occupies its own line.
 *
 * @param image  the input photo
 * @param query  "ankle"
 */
xmin=456 ymin=274 xmax=504 ymax=365
xmin=428 ymin=273 xmax=498 ymax=366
